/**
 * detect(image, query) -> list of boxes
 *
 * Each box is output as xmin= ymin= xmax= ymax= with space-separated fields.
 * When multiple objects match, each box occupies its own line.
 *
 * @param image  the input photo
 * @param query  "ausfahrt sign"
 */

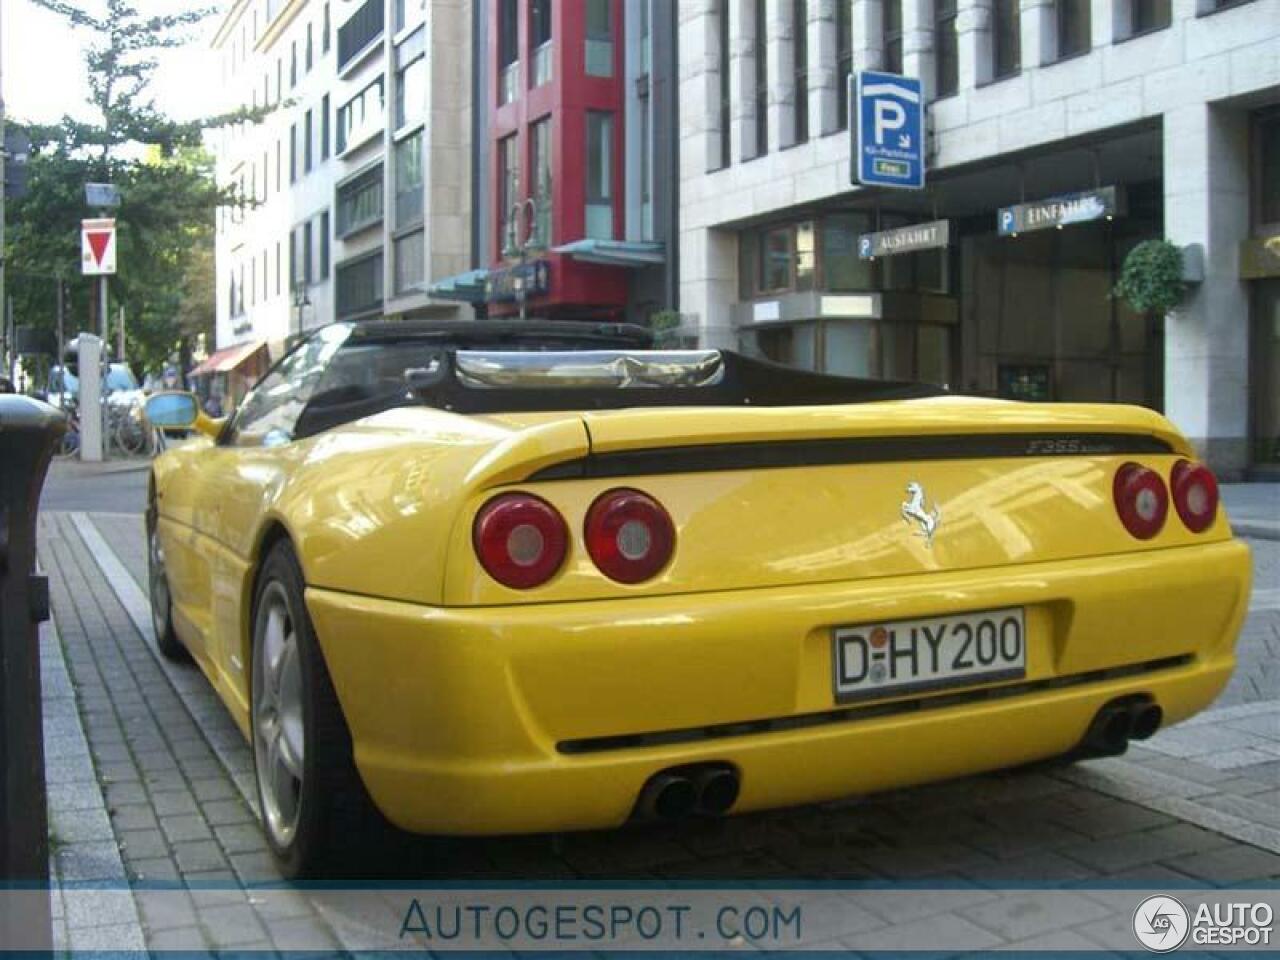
xmin=859 ymin=220 xmax=950 ymax=259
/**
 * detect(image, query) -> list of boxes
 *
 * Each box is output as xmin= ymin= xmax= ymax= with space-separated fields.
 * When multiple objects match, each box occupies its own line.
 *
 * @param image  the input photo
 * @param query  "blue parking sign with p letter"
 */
xmin=852 ymin=71 xmax=925 ymax=190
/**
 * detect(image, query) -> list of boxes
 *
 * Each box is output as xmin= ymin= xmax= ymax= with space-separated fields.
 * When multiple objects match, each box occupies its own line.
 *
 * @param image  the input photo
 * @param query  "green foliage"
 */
xmin=7 ymin=0 xmax=268 ymax=375
xmin=1113 ymin=240 xmax=1187 ymax=316
xmin=650 ymin=309 xmax=684 ymax=348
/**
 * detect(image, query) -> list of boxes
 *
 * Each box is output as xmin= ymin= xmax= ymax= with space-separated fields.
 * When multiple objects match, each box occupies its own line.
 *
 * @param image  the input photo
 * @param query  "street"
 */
xmin=31 ymin=464 xmax=1280 ymax=952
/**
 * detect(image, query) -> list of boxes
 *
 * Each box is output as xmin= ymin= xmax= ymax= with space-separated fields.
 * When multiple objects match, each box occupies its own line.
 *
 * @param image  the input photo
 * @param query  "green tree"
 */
xmin=8 ymin=0 xmax=265 ymax=377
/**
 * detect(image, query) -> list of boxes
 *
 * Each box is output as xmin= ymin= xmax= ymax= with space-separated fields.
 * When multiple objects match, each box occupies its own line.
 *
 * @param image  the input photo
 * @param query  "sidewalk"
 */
xmin=33 ymin=508 xmax=1280 ymax=952
xmin=1224 ymin=482 xmax=1280 ymax=541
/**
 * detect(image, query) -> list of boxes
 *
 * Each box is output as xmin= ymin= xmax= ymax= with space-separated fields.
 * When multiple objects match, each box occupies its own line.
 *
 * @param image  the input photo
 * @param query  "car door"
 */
xmin=189 ymin=325 xmax=353 ymax=715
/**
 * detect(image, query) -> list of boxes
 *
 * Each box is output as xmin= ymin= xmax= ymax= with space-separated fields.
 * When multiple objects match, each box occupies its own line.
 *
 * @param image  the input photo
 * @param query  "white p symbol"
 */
xmin=874 ymin=100 xmax=906 ymax=144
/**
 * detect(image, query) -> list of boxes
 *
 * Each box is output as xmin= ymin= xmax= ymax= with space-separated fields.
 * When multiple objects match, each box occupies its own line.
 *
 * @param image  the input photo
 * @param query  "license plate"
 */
xmin=832 ymin=607 xmax=1026 ymax=703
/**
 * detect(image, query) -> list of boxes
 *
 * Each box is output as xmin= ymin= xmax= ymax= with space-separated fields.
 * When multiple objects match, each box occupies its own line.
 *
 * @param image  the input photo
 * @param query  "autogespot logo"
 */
xmin=1133 ymin=895 xmax=1191 ymax=952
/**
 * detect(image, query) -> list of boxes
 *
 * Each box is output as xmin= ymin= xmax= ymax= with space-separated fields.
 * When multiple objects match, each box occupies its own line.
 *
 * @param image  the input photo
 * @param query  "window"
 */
xmin=394 ymin=228 xmax=425 ymax=295
xmin=499 ymin=0 xmax=519 ymax=104
xmin=228 ymin=324 xmax=353 ymax=447
xmin=290 ymin=40 xmax=298 ymax=87
xmin=276 ymin=241 xmax=282 ymax=295
xmin=394 ymin=0 xmax=425 ymax=31
xmin=530 ymin=0 xmax=552 ymax=86
xmin=993 ymin=0 xmax=1021 ymax=78
xmin=753 ymin=0 xmax=767 ymax=155
xmin=395 ymin=131 xmax=424 ymax=227
xmin=531 ymin=117 xmax=552 ymax=245
xmin=319 ymin=211 xmax=330 ymax=280
xmin=337 ymin=0 xmax=384 ymax=71
xmin=936 ymin=0 xmax=958 ymax=96
xmin=499 ymin=134 xmax=519 ymax=251
xmin=288 ymin=231 xmax=296 ymax=290
xmin=306 ymin=22 xmax=314 ymax=72
xmin=276 ymin=57 xmax=283 ymax=101
xmin=275 ymin=139 xmax=282 ymax=191
xmin=322 ymin=2 xmax=330 ymax=52
xmin=586 ymin=111 xmax=614 ymax=239
xmin=793 ymin=0 xmax=808 ymax=144
xmin=639 ymin=97 xmax=652 ymax=238
xmin=262 ymin=250 xmax=269 ymax=300
xmin=250 ymin=257 xmax=256 ymax=306
xmin=290 ymin=123 xmax=298 ymax=182
xmin=336 ymin=77 xmax=385 ymax=153
xmin=336 ymin=253 xmax=384 ymax=318
xmin=836 ymin=0 xmax=852 ymax=129
xmin=320 ymin=95 xmax=330 ymax=160
xmin=303 ymin=220 xmax=313 ymax=286
xmin=337 ymin=163 xmax=384 ymax=235
xmin=822 ymin=213 xmax=875 ymax=291
xmin=304 ymin=109 xmax=314 ymax=173
xmin=395 ymin=27 xmax=426 ymax=129
xmin=586 ymin=0 xmax=613 ymax=77
xmin=1131 ymin=0 xmax=1171 ymax=33
xmin=883 ymin=0 xmax=903 ymax=74
xmin=1057 ymin=0 xmax=1090 ymax=56
xmin=760 ymin=227 xmax=792 ymax=291
xmin=717 ymin=0 xmax=731 ymax=165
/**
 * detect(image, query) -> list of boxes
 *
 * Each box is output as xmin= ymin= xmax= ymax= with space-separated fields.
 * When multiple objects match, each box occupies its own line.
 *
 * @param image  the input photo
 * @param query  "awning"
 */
xmin=552 ymin=239 xmax=665 ymax=268
xmin=426 ymin=268 xmax=490 ymax=303
xmin=189 ymin=339 xmax=267 ymax=377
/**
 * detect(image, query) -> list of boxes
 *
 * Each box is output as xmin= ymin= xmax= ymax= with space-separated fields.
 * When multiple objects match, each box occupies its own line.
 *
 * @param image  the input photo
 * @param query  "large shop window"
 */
xmin=336 ymin=163 xmax=384 ymax=236
xmin=336 ymin=252 xmax=384 ymax=318
xmin=395 ymin=28 xmax=426 ymax=130
xmin=586 ymin=0 xmax=614 ymax=77
xmin=499 ymin=134 xmax=519 ymax=251
xmin=530 ymin=0 xmax=553 ymax=87
xmin=739 ymin=320 xmax=954 ymax=386
xmin=531 ymin=117 xmax=553 ymax=246
xmin=586 ymin=112 xmax=614 ymax=240
xmin=395 ymin=131 xmax=424 ymax=228
xmin=337 ymin=0 xmax=384 ymax=71
xmin=337 ymin=77 xmax=385 ymax=153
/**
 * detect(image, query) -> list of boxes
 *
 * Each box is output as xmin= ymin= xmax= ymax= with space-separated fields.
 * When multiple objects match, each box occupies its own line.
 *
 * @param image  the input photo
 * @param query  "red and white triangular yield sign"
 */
xmin=81 ymin=218 xmax=117 ymax=276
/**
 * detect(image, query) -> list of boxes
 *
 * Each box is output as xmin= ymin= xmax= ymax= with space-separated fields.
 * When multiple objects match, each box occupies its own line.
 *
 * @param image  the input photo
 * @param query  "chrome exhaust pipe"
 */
xmin=1129 ymin=703 xmax=1163 ymax=740
xmin=636 ymin=773 xmax=697 ymax=821
xmin=693 ymin=767 xmax=740 ymax=816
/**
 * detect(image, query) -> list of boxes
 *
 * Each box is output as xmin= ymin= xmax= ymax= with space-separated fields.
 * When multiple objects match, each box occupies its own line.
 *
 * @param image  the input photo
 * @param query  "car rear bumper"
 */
xmin=306 ymin=539 xmax=1250 ymax=835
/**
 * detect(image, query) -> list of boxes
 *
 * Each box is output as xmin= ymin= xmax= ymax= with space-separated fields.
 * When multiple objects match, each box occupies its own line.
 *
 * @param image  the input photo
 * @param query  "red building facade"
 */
xmin=486 ymin=0 xmax=630 ymax=318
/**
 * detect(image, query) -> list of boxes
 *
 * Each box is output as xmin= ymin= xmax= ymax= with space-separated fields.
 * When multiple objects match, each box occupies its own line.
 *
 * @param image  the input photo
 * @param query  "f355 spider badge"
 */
xmin=902 ymin=482 xmax=942 ymax=547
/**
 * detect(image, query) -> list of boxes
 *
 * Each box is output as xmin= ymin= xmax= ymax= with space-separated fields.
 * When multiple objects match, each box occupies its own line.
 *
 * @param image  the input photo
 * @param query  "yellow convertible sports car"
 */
xmin=146 ymin=320 xmax=1250 ymax=877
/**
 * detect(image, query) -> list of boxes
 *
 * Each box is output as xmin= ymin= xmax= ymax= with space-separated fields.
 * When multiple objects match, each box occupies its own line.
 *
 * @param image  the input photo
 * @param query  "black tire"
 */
xmin=147 ymin=510 xmax=188 ymax=661
xmin=250 ymin=540 xmax=383 ymax=878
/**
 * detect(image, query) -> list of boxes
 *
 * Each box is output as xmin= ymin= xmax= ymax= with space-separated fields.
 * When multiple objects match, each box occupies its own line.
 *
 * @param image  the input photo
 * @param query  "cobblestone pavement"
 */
xmin=36 ymin=509 xmax=1280 ymax=953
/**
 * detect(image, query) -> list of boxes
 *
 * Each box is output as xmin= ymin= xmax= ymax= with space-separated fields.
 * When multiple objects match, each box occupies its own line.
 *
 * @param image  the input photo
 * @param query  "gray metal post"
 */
xmin=98 ymin=275 xmax=108 ymax=347
xmin=0 ymin=395 xmax=65 ymax=953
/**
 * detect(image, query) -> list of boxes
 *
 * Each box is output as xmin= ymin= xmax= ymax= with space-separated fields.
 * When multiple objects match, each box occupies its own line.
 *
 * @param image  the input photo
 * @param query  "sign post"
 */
xmin=852 ymin=71 xmax=925 ymax=190
xmin=81 ymin=217 xmax=117 ymax=347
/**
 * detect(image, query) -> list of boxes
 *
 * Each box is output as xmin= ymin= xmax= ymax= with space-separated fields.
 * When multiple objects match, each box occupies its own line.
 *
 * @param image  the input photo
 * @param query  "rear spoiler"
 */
xmin=405 ymin=349 xmax=943 ymax=415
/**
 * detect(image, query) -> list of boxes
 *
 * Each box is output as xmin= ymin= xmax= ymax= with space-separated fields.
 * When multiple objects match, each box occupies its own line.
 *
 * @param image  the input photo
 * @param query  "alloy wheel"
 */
xmin=253 ymin=583 xmax=307 ymax=847
xmin=148 ymin=529 xmax=170 ymax=639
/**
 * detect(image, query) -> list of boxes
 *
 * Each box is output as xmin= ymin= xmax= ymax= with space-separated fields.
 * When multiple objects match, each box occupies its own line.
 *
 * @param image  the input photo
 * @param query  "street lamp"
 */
xmin=292 ymin=287 xmax=311 ymax=334
xmin=503 ymin=196 xmax=543 ymax=323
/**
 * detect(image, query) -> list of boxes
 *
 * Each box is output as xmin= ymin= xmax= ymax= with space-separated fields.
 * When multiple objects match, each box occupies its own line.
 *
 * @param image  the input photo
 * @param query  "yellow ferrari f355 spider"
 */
xmin=144 ymin=320 xmax=1250 ymax=877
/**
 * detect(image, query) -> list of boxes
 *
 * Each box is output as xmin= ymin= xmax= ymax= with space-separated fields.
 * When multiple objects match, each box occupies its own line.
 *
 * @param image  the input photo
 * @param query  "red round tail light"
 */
xmin=584 ymin=489 xmax=676 ymax=584
xmin=473 ymin=493 xmax=568 ymax=589
xmin=1171 ymin=459 xmax=1219 ymax=533
xmin=1113 ymin=463 xmax=1169 ymax=540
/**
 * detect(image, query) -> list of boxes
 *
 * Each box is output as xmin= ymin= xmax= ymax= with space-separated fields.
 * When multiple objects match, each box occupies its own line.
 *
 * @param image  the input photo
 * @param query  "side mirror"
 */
xmin=144 ymin=392 xmax=224 ymax=440
xmin=145 ymin=392 xmax=199 ymax=430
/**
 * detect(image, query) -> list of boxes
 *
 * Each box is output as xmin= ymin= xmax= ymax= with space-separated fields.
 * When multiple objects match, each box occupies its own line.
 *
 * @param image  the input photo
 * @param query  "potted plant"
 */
xmin=1113 ymin=239 xmax=1188 ymax=317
